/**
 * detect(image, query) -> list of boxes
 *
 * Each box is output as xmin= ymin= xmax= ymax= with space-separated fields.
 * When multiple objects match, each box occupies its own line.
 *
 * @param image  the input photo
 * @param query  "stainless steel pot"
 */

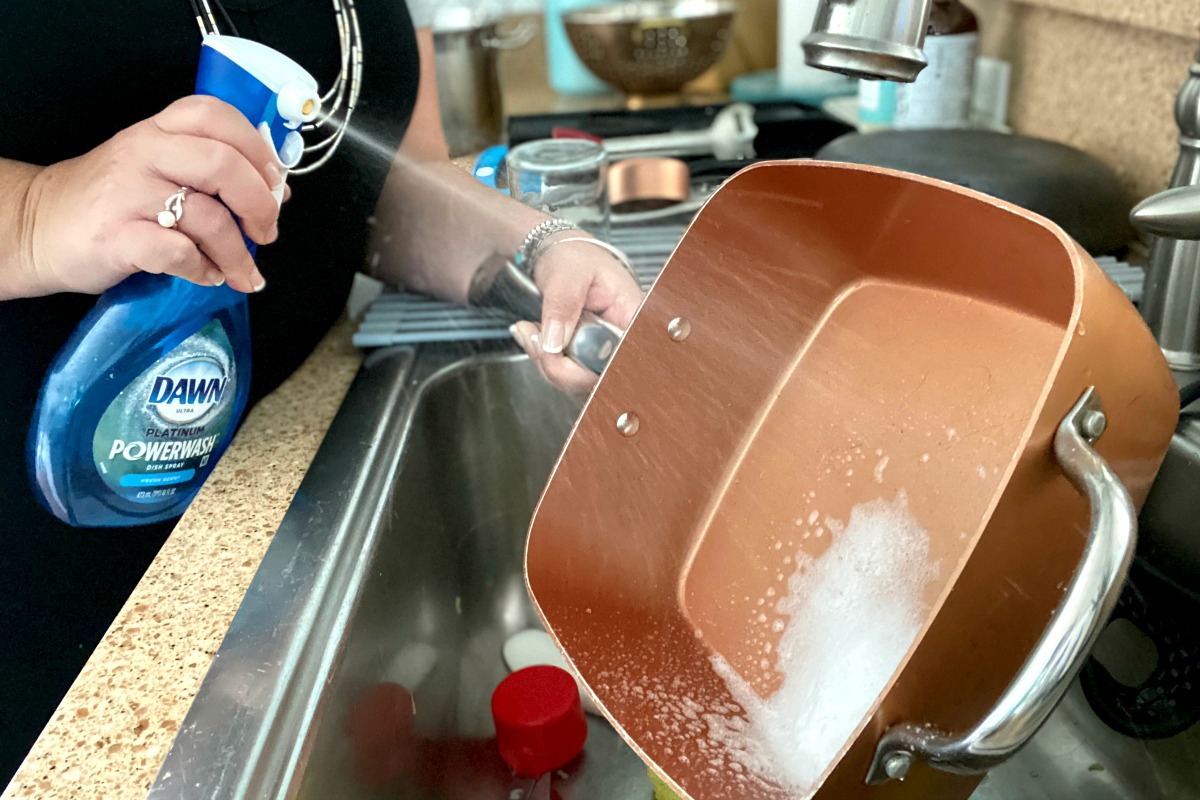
xmin=433 ymin=10 xmax=536 ymax=157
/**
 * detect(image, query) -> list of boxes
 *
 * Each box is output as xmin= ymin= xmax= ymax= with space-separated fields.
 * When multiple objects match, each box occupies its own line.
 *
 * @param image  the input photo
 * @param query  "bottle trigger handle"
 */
xmin=257 ymin=123 xmax=289 ymax=207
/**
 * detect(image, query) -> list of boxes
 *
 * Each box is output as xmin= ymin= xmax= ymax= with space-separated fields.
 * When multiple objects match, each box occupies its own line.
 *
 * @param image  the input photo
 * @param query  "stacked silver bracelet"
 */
xmin=514 ymin=218 xmax=579 ymax=271
xmin=514 ymin=218 xmax=639 ymax=284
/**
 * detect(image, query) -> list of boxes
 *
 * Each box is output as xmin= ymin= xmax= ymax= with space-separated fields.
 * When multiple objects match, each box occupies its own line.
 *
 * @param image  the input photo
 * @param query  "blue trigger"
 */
xmin=261 ymin=95 xmax=287 ymax=153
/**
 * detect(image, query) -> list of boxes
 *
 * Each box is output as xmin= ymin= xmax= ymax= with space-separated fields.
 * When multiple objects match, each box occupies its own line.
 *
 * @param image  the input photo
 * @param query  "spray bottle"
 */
xmin=27 ymin=36 xmax=319 ymax=527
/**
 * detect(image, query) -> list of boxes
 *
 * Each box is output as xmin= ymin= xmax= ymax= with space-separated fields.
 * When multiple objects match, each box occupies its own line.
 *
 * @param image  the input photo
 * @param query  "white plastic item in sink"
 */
xmin=503 ymin=629 xmax=602 ymax=716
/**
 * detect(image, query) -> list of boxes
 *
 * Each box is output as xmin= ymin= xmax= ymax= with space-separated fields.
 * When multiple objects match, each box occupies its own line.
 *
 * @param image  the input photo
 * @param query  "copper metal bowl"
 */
xmin=608 ymin=157 xmax=692 ymax=212
xmin=564 ymin=0 xmax=738 ymax=95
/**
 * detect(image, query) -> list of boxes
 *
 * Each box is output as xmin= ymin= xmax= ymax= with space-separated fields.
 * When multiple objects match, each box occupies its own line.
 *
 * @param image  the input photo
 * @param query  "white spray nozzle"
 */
xmin=277 ymin=80 xmax=320 ymax=127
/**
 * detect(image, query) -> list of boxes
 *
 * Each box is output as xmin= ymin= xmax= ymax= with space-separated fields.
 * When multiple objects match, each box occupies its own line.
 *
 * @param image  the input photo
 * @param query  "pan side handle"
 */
xmin=865 ymin=387 xmax=1136 ymax=784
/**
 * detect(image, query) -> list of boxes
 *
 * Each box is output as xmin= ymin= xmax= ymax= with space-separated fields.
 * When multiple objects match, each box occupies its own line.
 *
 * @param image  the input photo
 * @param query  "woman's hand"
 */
xmin=509 ymin=236 xmax=644 ymax=398
xmin=21 ymin=95 xmax=283 ymax=296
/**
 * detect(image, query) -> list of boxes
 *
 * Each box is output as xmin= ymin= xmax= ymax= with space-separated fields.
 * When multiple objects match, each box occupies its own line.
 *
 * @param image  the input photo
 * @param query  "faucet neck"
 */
xmin=1175 ymin=63 xmax=1200 ymax=142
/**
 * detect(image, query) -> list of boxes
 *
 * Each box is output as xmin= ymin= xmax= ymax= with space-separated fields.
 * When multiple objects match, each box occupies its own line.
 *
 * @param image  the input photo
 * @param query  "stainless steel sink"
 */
xmin=147 ymin=345 xmax=649 ymax=800
xmin=148 ymin=344 xmax=1199 ymax=800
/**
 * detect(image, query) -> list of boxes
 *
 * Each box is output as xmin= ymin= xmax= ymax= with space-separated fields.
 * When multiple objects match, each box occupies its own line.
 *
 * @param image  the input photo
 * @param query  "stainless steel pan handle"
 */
xmin=467 ymin=253 xmax=622 ymax=375
xmin=866 ymin=387 xmax=1136 ymax=784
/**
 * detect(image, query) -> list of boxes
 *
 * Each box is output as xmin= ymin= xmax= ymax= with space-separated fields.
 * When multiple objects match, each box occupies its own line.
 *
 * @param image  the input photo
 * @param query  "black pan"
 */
xmin=817 ymin=130 xmax=1135 ymax=255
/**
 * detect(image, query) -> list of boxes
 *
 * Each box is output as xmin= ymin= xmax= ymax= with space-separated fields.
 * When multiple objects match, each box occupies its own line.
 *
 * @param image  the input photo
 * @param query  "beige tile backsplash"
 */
xmin=970 ymin=0 xmax=1198 ymax=200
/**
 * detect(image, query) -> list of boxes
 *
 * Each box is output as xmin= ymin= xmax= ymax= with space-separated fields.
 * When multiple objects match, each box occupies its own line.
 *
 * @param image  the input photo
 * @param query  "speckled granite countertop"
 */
xmin=1 ymin=320 xmax=363 ymax=800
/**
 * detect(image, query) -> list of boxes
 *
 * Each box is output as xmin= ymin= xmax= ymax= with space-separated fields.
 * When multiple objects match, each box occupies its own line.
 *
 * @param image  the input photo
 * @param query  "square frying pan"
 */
xmin=526 ymin=162 xmax=1178 ymax=799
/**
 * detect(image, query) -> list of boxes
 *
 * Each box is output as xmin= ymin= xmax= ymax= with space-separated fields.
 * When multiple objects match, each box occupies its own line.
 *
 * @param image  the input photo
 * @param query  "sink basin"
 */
xmin=147 ymin=345 xmax=649 ymax=800
xmin=147 ymin=345 xmax=1199 ymax=800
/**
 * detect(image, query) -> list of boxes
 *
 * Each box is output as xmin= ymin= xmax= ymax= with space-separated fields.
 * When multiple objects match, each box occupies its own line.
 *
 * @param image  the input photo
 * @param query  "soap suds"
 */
xmin=872 ymin=456 xmax=890 ymax=484
xmin=706 ymin=492 xmax=938 ymax=797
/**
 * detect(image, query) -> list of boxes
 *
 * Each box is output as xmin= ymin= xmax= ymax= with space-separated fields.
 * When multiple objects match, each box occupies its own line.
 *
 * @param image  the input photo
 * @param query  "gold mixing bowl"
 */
xmin=564 ymin=0 xmax=738 ymax=95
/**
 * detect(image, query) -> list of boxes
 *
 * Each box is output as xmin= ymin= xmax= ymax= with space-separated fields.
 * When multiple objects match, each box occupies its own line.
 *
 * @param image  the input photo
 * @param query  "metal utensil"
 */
xmin=563 ymin=0 xmax=738 ymax=95
xmin=468 ymin=254 xmax=622 ymax=374
xmin=526 ymin=160 xmax=1178 ymax=800
xmin=600 ymin=102 xmax=758 ymax=161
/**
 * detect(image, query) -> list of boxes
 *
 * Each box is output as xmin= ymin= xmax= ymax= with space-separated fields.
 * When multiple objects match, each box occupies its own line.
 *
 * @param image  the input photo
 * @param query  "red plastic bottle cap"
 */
xmin=491 ymin=665 xmax=588 ymax=777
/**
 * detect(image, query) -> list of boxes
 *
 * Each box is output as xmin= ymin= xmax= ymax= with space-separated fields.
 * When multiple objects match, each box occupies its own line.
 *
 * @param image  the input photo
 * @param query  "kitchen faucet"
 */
xmin=1130 ymin=57 xmax=1200 ymax=371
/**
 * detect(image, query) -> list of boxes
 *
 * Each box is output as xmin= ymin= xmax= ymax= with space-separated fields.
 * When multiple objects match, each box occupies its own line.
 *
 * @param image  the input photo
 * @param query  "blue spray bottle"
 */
xmin=27 ymin=37 xmax=319 ymax=527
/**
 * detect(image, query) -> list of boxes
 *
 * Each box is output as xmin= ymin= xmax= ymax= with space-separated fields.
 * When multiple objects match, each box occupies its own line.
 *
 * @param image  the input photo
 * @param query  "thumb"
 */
xmin=537 ymin=263 xmax=590 ymax=355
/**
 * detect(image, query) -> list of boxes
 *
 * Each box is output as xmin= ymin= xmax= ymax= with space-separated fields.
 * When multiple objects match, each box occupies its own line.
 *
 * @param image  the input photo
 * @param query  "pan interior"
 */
xmin=675 ymin=278 xmax=1065 ymax=794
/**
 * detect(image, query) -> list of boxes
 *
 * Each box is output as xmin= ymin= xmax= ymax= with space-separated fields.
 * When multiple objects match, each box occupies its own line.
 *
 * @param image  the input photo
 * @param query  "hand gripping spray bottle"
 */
xmin=27 ymin=37 xmax=320 ymax=527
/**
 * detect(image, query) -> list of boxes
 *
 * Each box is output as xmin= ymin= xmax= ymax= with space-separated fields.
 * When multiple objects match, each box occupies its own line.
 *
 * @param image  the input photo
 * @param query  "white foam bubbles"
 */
xmin=707 ymin=492 xmax=938 ymax=797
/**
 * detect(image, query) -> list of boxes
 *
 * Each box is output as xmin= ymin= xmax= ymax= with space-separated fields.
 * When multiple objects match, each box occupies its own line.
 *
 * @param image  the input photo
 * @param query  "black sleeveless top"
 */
xmin=0 ymin=0 xmax=419 ymax=780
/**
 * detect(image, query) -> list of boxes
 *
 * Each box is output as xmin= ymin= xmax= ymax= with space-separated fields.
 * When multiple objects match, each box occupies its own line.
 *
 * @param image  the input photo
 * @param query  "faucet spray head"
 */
xmin=802 ymin=0 xmax=934 ymax=82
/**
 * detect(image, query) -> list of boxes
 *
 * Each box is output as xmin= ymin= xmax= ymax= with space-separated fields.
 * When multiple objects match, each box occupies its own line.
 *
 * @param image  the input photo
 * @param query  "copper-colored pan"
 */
xmin=608 ymin=157 xmax=692 ymax=213
xmin=526 ymin=161 xmax=1178 ymax=799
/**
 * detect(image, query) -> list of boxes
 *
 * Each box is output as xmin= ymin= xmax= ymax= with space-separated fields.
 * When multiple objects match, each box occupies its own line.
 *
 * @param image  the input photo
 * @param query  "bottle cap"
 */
xmin=491 ymin=665 xmax=587 ymax=777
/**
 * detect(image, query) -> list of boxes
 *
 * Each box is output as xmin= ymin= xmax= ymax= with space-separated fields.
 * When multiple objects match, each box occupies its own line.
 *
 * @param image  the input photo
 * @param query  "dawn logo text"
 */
xmin=146 ymin=357 xmax=228 ymax=425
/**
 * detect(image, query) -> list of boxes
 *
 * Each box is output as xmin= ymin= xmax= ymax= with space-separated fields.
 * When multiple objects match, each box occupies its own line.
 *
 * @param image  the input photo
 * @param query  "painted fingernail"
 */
xmin=207 ymin=268 xmax=225 ymax=287
xmin=542 ymin=321 xmax=565 ymax=354
xmin=531 ymin=332 xmax=541 ymax=352
xmin=253 ymin=272 xmax=267 ymax=292
xmin=508 ymin=323 xmax=524 ymax=347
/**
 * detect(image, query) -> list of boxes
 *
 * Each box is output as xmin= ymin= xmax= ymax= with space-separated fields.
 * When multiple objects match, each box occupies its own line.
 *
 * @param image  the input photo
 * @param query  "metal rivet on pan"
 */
xmin=616 ymin=412 xmax=640 ymax=437
xmin=1081 ymin=410 xmax=1108 ymax=440
xmin=667 ymin=317 xmax=691 ymax=342
xmin=883 ymin=751 xmax=914 ymax=781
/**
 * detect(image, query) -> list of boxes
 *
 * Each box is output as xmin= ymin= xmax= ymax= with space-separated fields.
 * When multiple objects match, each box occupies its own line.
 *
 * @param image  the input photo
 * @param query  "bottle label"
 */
xmin=894 ymin=32 xmax=978 ymax=129
xmin=92 ymin=320 xmax=237 ymax=504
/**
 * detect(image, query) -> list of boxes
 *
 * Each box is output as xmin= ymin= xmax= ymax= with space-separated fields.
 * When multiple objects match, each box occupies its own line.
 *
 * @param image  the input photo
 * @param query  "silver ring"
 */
xmin=156 ymin=187 xmax=191 ymax=229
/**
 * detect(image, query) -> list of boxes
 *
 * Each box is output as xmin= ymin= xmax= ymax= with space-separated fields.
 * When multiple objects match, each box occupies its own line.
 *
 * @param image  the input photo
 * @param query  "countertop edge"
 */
xmin=2 ymin=319 xmax=363 ymax=800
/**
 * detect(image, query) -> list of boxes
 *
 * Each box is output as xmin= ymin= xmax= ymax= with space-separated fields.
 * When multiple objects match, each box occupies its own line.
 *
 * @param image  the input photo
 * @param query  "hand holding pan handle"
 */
xmin=467 ymin=253 xmax=622 ymax=375
xmin=866 ymin=387 xmax=1135 ymax=784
